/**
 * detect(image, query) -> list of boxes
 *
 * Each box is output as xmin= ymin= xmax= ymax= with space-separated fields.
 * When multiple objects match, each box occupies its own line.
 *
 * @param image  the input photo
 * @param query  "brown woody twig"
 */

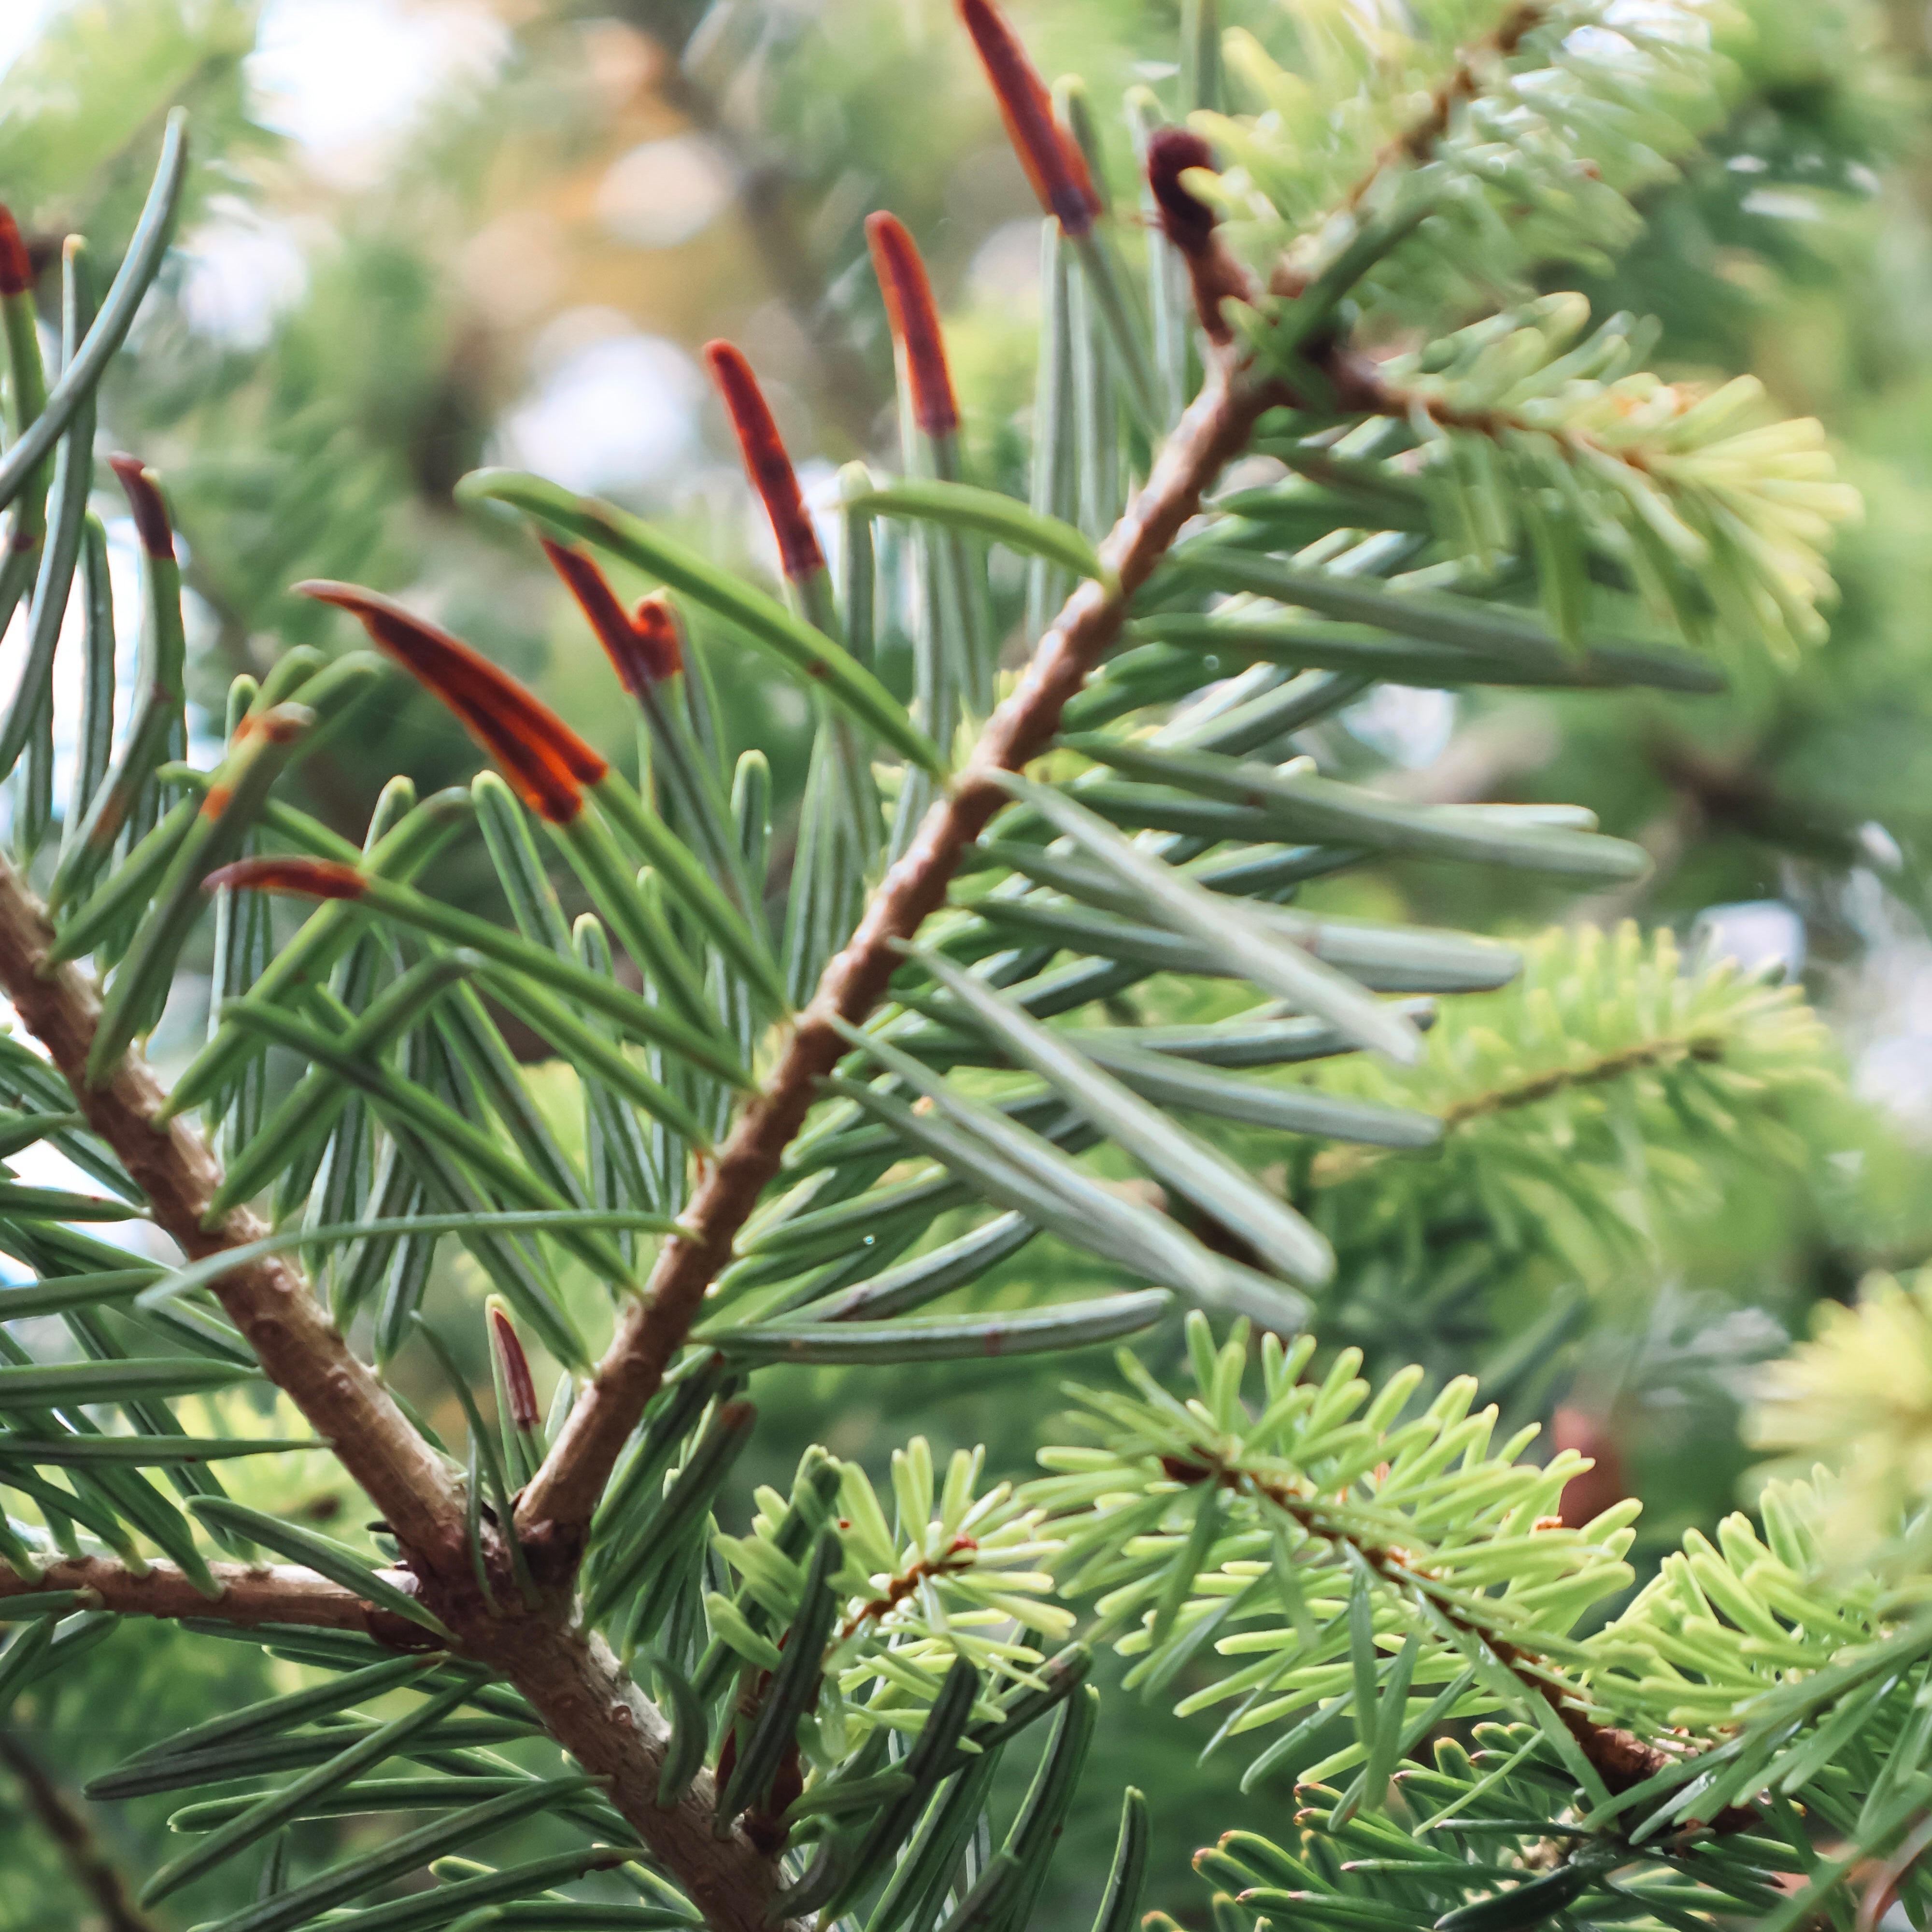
xmin=0 ymin=1555 xmax=427 ymax=1637
xmin=0 ymin=1731 xmax=161 ymax=1932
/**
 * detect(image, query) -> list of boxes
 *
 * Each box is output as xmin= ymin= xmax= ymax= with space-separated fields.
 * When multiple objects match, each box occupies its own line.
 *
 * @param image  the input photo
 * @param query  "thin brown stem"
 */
xmin=1160 ymin=1452 xmax=1743 ymax=1821
xmin=0 ymin=1731 xmax=161 ymax=1932
xmin=0 ymin=1554 xmax=423 ymax=1635
xmin=517 ymin=354 xmax=1270 ymax=1562
xmin=1332 ymin=346 xmax=1683 ymax=494
xmin=1310 ymin=1026 xmax=1728 ymax=1188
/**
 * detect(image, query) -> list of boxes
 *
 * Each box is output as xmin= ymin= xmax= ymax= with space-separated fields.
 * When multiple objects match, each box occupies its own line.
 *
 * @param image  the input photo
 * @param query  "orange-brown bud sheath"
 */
xmin=205 ymin=856 xmax=369 ymax=900
xmin=956 ymin=0 xmax=1100 ymax=236
xmin=298 ymin=581 xmax=607 ymax=824
xmin=1144 ymin=128 xmax=1248 ymax=344
xmin=628 ymin=593 xmax=684 ymax=686
xmin=703 ymin=341 xmax=825 ymax=583
xmin=866 ymin=213 xmax=959 ymax=438
xmin=491 ymin=1307 xmax=542 ymax=1433
xmin=540 ymin=539 xmax=682 ymax=696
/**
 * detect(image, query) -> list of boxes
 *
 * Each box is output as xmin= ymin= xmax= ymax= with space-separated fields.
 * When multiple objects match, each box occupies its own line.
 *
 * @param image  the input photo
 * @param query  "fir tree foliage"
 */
xmin=0 ymin=1 xmax=1898 ymax=1930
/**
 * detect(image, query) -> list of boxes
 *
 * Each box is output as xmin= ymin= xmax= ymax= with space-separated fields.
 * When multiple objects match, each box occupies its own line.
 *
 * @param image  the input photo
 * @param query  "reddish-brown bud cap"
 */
xmin=703 ymin=341 xmax=825 ymax=583
xmin=956 ymin=0 xmax=1100 ymax=236
xmin=489 ymin=1307 xmax=541 ymax=1432
xmin=540 ymin=538 xmax=682 ymax=696
xmin=866 ymin=213 xmax=959 ymax=438
xmin=110 ymin=455 xmax=176 ymax=560
xmin=0 ymin=207 xmax=30 ymax=298
xmin=1146 ymin=128 xmax=1219 ymax=256
xmin=298 ymin=580 xmax=607 ymax=823
xmin=204 ymin=856 xmax=368 ymax=900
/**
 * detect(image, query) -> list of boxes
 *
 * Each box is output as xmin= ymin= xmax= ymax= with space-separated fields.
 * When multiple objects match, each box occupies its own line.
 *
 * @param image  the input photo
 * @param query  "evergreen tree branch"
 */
xmin=517 ymin=351 xmax=1272 ymax=1562
xmin=0 ymin=1731 xmax=161 ymax=1932
xmin=1309 ymin=1020 xmax=1727 ymax=1188
xmin=1149 ymin=1439 xmax=1716 ymax=1809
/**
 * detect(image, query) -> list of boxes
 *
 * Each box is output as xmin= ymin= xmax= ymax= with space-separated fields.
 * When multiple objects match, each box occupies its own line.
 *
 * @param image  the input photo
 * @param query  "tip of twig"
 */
xmin=110 ymin=454 xmax=176 ymax=560
xmin=0 ymin=206 xmax=31 ymax=298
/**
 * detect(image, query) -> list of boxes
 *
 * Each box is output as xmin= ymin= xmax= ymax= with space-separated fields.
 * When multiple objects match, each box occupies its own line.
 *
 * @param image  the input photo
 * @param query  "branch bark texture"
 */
xmin=0 ymin=1555 xmax=418 ymax=1633
xmin=0 ymin=872 xmax=467 ymax=1569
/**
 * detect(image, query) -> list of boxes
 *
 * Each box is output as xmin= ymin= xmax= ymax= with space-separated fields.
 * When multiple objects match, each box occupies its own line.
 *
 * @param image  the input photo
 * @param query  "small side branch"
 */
xmin=1339 ymin=2 xmax=1551 ymax=210
xmin=0 ymin=1555 xmax=425 ymax=1636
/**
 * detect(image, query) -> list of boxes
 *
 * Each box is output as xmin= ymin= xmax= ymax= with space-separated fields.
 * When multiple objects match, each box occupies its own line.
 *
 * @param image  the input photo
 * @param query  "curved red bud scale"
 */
xmin=109 ymin=454 xmax=176 ymax=560
xmin=703 ymin=341 xmax=826 ymax=584
xmin=539 ymin=538 xmax=682 ymax=695
xmin=628 ymin=593 xmax=684 ymax=685
xmin=298 ymin=580 xmax=607 ymax=823
xmin=490 ymin=1307 xmax=541 ymax=1431
xmin=205 ymin=856 xmax=369 ymax=900
xmin=956 ymin=0 xmax=1100 ymax=237
xmin=0 ymin=207 xmax=30 ymax=298
xmin=865 ymin=213 xmax=959 ymax=438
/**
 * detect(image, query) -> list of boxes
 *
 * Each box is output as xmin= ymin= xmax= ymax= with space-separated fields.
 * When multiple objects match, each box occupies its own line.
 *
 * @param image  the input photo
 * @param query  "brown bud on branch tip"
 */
xmin=1143 ymin=128 xmax=1249 ymax=345
xmin=865 ymin=213 xmax=959 ymax=438
xmin=703 ymin=341 xmax=826 ymax=583
xmin=1146 ymin=128 xmax=1218 ymax=256
xmin=956 ymin=0 xmax=1101 ymax=237
xmin=297 ymin=581 xmax=608 ymax=824
xmin=490 ymin=1307 xmax=541 ymax=1433
xmin=204 ymin=856 xmax=369 ymax=900
xmin=540 ymin=539 xmax=682 ymax=696
xmin=109 ymin=455 xmax=176 ymax=560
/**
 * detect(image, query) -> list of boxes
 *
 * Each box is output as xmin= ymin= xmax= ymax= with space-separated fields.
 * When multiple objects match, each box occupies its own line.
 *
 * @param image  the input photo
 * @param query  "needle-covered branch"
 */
xmin=516 ymin=355 xmax=1270 ymax=1560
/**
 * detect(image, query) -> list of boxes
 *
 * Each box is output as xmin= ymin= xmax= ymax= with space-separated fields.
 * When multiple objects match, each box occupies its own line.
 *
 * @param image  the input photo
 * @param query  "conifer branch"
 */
xmin=517 ymin=354 xmax=1271 ymax=1560
xmin=0 ymin=858 xmax=794 ymax=1932
xmin=1150 ymin=1440 xmax=1712 ymax=1807
xmin=1310 ymin=1023 xmax=1729 ymax=1187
